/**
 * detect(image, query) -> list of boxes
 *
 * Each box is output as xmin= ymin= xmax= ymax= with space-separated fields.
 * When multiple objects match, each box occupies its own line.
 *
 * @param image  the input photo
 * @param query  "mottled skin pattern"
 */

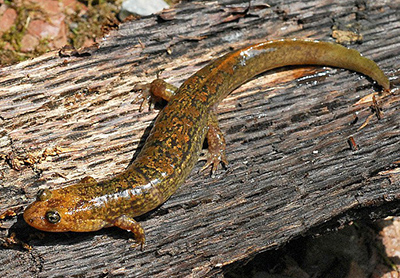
xmin=23 ymin=40 xmax=390 ymax=248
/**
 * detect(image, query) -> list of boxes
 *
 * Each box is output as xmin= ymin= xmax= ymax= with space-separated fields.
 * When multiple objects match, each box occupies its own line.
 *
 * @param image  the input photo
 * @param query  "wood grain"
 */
xmin=0 ymin=0 xmax=399 ymax=277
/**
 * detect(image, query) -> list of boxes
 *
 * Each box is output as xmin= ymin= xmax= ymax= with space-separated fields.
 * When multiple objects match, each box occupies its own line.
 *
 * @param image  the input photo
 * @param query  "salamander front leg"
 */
xmin=134 ymin=79 xmax=178 ymax=111
xmin=201 ymin=112 xmax=228 ymax=174
xmin=113 ymin=215 xmax=145 ymax=250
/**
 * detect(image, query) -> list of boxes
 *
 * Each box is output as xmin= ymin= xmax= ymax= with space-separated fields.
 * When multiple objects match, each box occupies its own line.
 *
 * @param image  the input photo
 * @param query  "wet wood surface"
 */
xmin=0 ymin=0 xmax=399 ymax=277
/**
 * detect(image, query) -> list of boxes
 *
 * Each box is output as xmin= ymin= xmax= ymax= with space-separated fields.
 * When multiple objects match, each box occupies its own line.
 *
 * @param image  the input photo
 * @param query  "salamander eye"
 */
xmin=45 ymin=210 xmax=61 ymax=224
xmin=37 ymin=189 xmax=52 ymax=201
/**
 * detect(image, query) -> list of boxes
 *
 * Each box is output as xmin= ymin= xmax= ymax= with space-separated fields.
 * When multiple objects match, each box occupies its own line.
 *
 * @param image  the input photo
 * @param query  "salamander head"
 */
xmin=24 ymin=177 xmax=109 ymax=233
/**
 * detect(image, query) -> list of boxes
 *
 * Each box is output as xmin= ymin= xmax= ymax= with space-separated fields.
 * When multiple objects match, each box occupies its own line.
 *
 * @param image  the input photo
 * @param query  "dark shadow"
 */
xmin=223 ymin=200 xmax=400 ymax=278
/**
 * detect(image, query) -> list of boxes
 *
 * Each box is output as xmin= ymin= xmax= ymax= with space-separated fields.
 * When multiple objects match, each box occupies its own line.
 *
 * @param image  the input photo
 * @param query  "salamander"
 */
xmin=23 ymin=39 xmax=390 ymax=248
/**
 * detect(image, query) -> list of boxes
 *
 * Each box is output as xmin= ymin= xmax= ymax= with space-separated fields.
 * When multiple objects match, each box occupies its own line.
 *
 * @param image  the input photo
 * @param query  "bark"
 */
xmin=0 ymin=0 xmax=399 ymax=277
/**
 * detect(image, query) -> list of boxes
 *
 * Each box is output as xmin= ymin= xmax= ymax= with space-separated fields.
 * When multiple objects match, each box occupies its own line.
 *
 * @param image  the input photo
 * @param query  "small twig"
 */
xmin=347 ymin=136 xmax=359 ymax=151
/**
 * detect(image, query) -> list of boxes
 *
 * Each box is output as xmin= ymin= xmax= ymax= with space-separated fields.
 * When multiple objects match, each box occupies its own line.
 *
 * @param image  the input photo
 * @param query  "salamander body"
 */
xmin=23 ymin=40 xmax=390 ymax=247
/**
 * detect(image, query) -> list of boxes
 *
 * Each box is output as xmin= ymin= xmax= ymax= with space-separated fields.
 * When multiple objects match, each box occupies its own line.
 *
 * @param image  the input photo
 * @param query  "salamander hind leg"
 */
xmin=134 ymin=79 xmax=178 ymax=111
xmin=113 ymin=215 xmax=145 ymax=250
xmin=201 ymin=112 xmax=228 ymax=175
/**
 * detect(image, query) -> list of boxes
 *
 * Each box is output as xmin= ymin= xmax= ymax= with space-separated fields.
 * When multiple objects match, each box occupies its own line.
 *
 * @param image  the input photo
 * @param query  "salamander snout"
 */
xmin=24 ymin=202 xmax=62 ymax=231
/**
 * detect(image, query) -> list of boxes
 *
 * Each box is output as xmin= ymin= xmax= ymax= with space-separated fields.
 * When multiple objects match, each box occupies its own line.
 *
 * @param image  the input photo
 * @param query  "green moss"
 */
xmin=65 ymin=0 xmax=123 ymax=49
xmin=0 ymin=0 xmax=123 ymax=66
xmin=0 ymin=1 xmax=49 ymax=65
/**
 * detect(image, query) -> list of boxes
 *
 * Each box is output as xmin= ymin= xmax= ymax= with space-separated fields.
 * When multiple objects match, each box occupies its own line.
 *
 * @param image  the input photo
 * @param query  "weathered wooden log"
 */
xmin=0 ymin=0 xmax=399 ymax=277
